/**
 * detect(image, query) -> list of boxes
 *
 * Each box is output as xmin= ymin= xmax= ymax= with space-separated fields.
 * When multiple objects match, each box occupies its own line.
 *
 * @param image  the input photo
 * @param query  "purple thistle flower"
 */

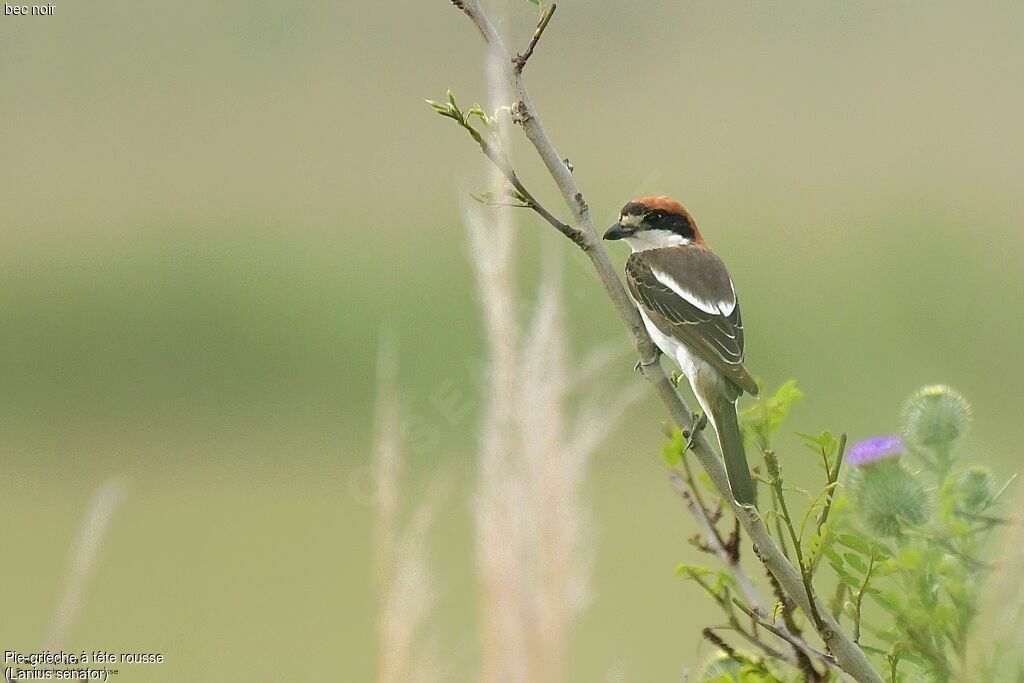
xmin=847 ymin=434 xmax=904 ymax=467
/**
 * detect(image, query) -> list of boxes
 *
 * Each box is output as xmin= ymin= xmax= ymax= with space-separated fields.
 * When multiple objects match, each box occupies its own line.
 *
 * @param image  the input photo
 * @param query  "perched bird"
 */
xmin=604 ymin=196 xmax=759 ymax=505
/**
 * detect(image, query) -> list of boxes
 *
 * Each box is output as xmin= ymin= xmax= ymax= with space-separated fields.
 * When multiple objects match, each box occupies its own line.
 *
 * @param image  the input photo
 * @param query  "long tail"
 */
xmin=707 ymin=398 xmax=757 ymax=506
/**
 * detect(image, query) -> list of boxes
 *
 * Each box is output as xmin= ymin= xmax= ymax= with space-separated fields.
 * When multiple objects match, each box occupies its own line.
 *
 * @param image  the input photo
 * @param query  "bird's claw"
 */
xmin=682 ymin=412 xmax=708 ymax=453
xmin=633 ymin=349 xmax=662 ymax=373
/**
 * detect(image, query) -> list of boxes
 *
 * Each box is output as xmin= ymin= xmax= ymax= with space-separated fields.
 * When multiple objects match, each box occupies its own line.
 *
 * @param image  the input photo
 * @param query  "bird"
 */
xmin=604 ymin=196 xmax=759 ymax=506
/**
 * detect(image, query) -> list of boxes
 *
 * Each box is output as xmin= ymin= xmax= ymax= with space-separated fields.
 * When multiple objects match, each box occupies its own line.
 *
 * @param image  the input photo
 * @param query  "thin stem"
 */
xmin=817 ymin=432 xmax=847 ymax=533
xmin=717 ymin=623 xmax=792 ymax=664
xmin=853 ymin=551 xmax=875 ymax=644
xmin=768 ymin=452 xmax=825 ymax=631
xmin=770 ymin=483 xmax=793 ymax=561
xmin=733 ymin=599 xmax=838 ymax=670
xmin=679 ymin=448 xmax=725 ymax=548
xmin=670 ymin=470 xmax=759 ymax=610
xmin=512 ymin=4 xmax=556 ymax=74
xmin=473 ymin=134 xmax=585 ymax=247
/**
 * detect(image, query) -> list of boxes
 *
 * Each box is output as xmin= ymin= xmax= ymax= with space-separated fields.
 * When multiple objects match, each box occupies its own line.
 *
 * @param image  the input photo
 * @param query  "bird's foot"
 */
xmin=682 ymin=412 xmax=708 ymax=453
xmin=633 ymin=349 xmax=662 ymax=373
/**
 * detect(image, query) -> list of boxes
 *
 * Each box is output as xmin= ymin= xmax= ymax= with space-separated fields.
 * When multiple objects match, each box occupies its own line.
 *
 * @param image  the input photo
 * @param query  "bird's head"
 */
xmin=603 ymin=195 xmax=704 ymax=251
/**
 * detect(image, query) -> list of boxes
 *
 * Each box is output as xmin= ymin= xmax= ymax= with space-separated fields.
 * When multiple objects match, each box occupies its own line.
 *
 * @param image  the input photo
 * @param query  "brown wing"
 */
xmin=626 ymin=248 xmax=758 ymax=396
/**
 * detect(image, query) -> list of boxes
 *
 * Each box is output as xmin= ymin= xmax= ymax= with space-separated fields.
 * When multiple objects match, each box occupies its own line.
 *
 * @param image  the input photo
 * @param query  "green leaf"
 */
xmin=896 ymin=546 xmax=923 ymax=570
xmin=796 ymin=430 xmax=836 ymax=450
xmin=468 ymin=190 xmax=492 ymax=204
xmin=676 ymin=564 xmax=736 ymax=601
xmin=661 ymin=427 xmax=684 ymax=467
xmin=869 ymin=590 xmax=903 ymax=614
xmin=835 ymin=533 xmax=872 ymax=555
xmin=739 ymin=667 xmax=775 ymax=683
xmin=835 ymin=567 xmax=862 ymax=589
xmin=892 ymin=650 xmax=929 ymax=668
xmin=675 ymin=563 xmax=713 ymax=579
xmin=872 ymin=559 xmax=898 ymax=577
xmin=844 ymin=552 xmax=867 ymax=573
xmin=739 ymin=380 xmax=804 ymax=450
xmin=662 ymin=442 xmax=682 ymax=468
xmin=822 ymin=546 xmax=844 ymax=569
xmin=466 ymin=105 xmax=494 ymax=129
xmin=704 ymin=676 xmax=734 ymax=683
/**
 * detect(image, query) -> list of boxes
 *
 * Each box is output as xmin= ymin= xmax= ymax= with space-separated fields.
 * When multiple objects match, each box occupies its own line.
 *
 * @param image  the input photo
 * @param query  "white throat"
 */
xmin=624 ymin=229 xmax=692 ymax=252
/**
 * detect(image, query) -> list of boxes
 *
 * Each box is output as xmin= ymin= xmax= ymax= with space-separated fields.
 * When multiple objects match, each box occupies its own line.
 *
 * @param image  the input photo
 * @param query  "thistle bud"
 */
xmin=957 ymin=466 xmax=994 ymax=511
xmin=848 ymin=436 xmax=929 ymax=537
xmin=901 ymin=385 xmax=972 ymax=447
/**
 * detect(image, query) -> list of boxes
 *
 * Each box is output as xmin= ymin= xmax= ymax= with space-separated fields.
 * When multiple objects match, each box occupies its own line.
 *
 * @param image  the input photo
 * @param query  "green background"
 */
xmin=2 ymin=1 xmax=1022 ymax=680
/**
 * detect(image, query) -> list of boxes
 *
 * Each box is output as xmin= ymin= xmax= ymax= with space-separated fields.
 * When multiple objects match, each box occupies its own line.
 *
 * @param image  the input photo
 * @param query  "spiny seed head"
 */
xmin=957 ymin=466 xmax=994 ymax=511
xmin=850 ymin=459 xmax=929 ymax=537
xmin=901 ymin=385 xmax=972 ymax=446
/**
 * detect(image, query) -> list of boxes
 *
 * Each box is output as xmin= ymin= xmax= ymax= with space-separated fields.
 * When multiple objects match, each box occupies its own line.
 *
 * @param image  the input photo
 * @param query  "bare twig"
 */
xmin=474 ymin=136 xmax=585 ymax=247
xmin=702 ymin=627 xmax=744 ymax=666
xmin=733 ymin=600 xmax=838 ymax=670
xmin=715 ymin=624 xmax=791 ymax=664
xmin=513 ymin=4 xmax=556 ymax=74
xmin=441 ymin=3 xmax=884 ymax=681
xmin=670 ymin=470 xmax=760 ymax=611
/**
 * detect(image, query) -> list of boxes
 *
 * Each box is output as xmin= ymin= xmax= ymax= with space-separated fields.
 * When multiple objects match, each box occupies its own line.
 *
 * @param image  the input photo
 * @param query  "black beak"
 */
xmin=603 ymin=221 xmax=630 ymax=241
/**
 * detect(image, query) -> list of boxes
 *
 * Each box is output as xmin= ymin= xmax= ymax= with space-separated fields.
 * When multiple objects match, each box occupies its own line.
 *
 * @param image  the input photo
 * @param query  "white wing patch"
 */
xmin=651 ymin=267 xmax=737 ymax=316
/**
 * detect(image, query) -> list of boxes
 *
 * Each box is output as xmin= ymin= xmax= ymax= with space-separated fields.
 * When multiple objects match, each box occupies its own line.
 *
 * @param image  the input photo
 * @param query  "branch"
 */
xmin=713 ymin=624 xmax=790 ymax=665
xmin=513 ymin=4 xmax=556 ymax=74
xmin=670 ymin=470 xmax=761 ymax=611
xmin=475 ymin=134 xmax=584 ymax=247
xmin=852 ymin=551 xmax=876 ymax=645
xmin=442 ymin=3 xmax=884 ymax=681
xmin=817 ymin=432 xmax=847 ymax=533
xmin=733 ymin=600 xmax=838 ymax=671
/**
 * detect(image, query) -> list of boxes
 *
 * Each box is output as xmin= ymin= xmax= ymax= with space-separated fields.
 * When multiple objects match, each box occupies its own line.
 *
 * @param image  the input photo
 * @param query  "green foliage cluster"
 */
xmin=427 ymin=91 xmax=537 ymax=210
xmin=663 ymin=383 xmax=1013 ymax=682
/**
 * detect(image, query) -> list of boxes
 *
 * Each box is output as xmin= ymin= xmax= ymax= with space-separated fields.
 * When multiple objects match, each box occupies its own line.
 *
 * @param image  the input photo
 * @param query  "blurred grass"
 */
xmin=2 ymin=0 xmax=1023 ymax=680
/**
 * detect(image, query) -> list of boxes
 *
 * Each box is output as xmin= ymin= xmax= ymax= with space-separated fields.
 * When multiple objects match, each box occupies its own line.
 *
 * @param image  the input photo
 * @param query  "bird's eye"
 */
xmin=646 ymin=210 xmax=665 ymax=221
